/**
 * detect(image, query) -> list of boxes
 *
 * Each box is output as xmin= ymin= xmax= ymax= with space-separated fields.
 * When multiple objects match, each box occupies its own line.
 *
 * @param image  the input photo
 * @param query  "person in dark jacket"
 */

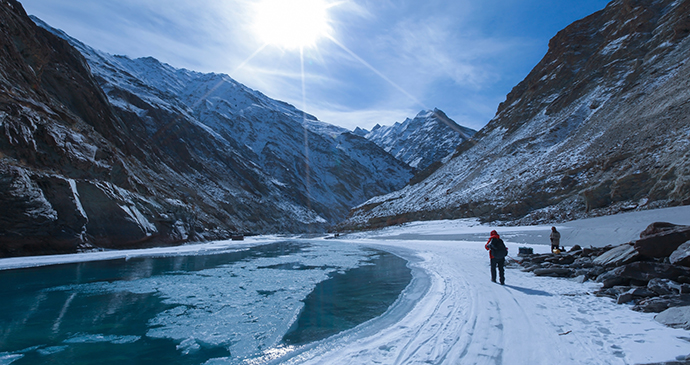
xmin=485 ymin=230 xmax=507 ymax=285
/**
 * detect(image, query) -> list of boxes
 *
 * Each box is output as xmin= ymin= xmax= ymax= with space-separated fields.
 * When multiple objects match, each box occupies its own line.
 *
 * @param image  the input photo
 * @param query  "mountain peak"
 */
xmin=415 ymin=110 xmax=436 ymax=119
xmin=363 ymin=110 xmax=476 ymax=170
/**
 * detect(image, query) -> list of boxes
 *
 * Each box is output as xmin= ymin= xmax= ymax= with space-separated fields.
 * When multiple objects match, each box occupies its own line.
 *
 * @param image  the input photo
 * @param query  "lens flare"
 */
xmin=253 ymin=0 xmax=331 ymax=49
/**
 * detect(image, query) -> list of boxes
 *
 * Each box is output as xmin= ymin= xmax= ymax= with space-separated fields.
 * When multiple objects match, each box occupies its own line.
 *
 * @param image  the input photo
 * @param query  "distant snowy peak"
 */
xmin=363 ymin=109 xmax=476 ymax=170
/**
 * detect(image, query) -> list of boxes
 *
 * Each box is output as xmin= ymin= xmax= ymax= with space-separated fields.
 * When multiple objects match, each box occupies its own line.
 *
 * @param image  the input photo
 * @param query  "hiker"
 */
xmin=485 ymin=230 xmax=507 ymax=285
xmin=550 ymin=226 xmax=561 ymax=253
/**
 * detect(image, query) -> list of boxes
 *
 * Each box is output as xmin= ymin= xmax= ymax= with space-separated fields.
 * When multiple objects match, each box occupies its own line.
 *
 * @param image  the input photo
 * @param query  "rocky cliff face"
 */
xmin=342 ymin=0 xmax=690 ymax=230
xmin=0 ymin=0 xmax=285 ymax=256
xmin=358 ymin=109 xmax=476 ymax=171
xmin=0 ymin=0 xmax=413 ymax=257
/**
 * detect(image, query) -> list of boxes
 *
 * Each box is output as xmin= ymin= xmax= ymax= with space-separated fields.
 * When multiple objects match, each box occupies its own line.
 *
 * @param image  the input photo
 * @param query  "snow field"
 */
xmin=275 ymin=237 xmax=689 ymax=364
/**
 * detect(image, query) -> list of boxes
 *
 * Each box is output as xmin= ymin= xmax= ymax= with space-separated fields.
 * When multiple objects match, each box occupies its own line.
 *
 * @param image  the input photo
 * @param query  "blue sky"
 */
xmin=20 ymin=0 xmax=611 ymax=131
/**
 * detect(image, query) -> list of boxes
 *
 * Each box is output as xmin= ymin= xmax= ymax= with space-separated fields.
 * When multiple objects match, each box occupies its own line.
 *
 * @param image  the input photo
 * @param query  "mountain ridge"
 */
xmin=341 ymin=0 xmax=690 ymax=230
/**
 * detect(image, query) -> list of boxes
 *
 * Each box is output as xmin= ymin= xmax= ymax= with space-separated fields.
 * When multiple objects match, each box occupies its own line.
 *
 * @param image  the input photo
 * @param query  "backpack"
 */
xmin=491 ymin=238 xmax=508 ymax=258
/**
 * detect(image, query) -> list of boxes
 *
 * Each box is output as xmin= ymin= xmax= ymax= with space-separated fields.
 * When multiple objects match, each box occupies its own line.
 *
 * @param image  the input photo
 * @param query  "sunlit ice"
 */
xmin=253 ymin=0 xmax=333 ymax=50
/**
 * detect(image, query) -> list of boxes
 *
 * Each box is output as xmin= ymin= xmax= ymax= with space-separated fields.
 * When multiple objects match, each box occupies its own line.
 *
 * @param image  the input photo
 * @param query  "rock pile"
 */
xmin=519 ymin=222 xmax=690 ymax=329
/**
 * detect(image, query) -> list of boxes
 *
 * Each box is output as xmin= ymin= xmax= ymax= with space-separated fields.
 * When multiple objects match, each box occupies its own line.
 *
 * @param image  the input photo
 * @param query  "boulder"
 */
xmin=633 ymin=225 xmax=690 ymax=258
xmin=580 ymin=247 xmax=596 ymax=257
xmin=597 ymin=262 xmax=690 ymax=288
xmin=640 ymin=222 xmax=682 ymax=238
xmin=521 ymin=264 xmax=543 ymax=273
xmin=545 ymin=254 xmax=576 ymax=265
xmin=648 ymin=278 xmax=682 ymax=296
xmin=655 ymin=306 xmax=690 ymax=330
xmin=592 ymin=243 xmax=640 ymax=267
xmin=670 ymin=242 xmax=690 ymax=267
xmin=572 ymin=257 xmax=595 ymax=269
xmin=586 ymin=266 xmax=607 ymax=280
xmin=616 ymin=292 xmax=635 ymax=304
xmin=533 ymin=267 xmax=574 ymax=277
xmin=595 ymin=286 xmax=632 ymax=299
xmin=617 ymin=287 xmax=657 ymax=304
xmin=633 ymin=294 xmax=690 ymax=313
xmin=523 ymin=255 xmax=550 ymax=265
xmin=581 ymin=246 xmax=613 ymax=258
xmin=569 ymin=245 xmax=582 ymax=252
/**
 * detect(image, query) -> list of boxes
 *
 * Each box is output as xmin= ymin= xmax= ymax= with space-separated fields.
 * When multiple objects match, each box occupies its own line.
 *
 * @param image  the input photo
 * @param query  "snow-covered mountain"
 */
xmin=44 ymin=18 xmax=414 ymax=221
xmin=32 ymin=15 xmax=416 ymax=228
xmin=356 ymin=109 xmax=476 ymax=171
xmin=0 ymin=0 xmax=413 ymax=256
xmin=342 ymin=0 xmax=690 ymax=230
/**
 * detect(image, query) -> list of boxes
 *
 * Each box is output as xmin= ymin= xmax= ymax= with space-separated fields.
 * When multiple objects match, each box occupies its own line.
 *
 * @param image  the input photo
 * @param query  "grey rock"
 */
xmin=618 ymin=287 xmax=658 ymax=303
xmin=648 ymin=278 xmax=683 ymax=296
xmin=671 ymin=242 xmax=690 ymax=268
xmin=546 ymin=254 xmax=576 ymax=265
xmin=640 ymin=222 xmax=684 ymax=238
xmin=617 ymin=292 xmax=635 ymax=304
xmin=655 ymin=306 xmax=690 ymax=330
xmin=522 ymin=264 xmax=543 ymax=273
xmin=593 ymin=243 xmax=640 ymax=267
xmin=572 ymin=257 xmax=595 ymax=269
xmin=596 ymin=286 xmax=632 ymax=299
xmin=633 ymin=294 xmax=690 ymax=313
xmin=533 ymin=267 xmax=574 ymax=277
xmin=586 ymin=266 xmax=607 ymax=280
xmin=597 ymin=262 xmax=690 ymax=288
xmin=634 ymin=226 xmax=690 ymax=259
xmin=682 ymin=284 xmax=690 ymax=294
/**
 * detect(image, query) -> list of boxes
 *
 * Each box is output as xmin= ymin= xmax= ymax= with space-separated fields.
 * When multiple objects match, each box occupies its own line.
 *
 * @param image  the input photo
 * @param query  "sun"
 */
xmin=253 ymin=0 xmax=332 ymax=49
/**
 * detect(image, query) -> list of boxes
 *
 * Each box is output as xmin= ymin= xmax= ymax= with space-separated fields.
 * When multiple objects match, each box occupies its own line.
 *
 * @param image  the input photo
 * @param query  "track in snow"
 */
xmin=273 ymin=238 xmax=689 ymax=365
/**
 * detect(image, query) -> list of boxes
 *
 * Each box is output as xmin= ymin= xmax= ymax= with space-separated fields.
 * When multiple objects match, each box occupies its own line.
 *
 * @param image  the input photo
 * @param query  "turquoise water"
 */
xmin=0 ymin=241 xmax=411 ymax=364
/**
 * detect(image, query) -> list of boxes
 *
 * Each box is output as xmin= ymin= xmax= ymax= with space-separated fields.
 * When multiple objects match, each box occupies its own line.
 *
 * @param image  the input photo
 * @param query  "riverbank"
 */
xmin=270 ymin=206 xmax=690 ymax=364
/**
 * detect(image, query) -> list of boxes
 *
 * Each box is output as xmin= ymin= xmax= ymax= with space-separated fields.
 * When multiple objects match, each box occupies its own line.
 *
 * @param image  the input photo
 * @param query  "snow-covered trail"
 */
xmin=278 ymin=238 xmax=689 ymax=365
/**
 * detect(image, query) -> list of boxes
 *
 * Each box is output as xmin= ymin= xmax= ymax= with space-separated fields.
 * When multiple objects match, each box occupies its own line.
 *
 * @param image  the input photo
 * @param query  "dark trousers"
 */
xmin=491 ymin=257 xmax=505 ymax=284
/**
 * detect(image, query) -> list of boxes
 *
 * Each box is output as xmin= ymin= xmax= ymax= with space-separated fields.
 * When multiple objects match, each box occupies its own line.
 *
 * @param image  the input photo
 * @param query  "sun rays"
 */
xmin=236 ymin=0 xmax=423 ymax=108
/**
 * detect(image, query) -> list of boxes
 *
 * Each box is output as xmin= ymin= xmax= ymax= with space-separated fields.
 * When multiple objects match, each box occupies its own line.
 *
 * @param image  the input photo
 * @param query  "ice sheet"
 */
xmin=39 ymin=241 xmax=375 ymax=361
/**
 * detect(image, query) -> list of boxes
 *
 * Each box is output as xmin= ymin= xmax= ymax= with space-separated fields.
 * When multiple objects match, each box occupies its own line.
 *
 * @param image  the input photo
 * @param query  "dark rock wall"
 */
xmin=0 ymin=0 xmax=299 ymax=256
xmin=477 ymin=0 xmax=690 ymax=219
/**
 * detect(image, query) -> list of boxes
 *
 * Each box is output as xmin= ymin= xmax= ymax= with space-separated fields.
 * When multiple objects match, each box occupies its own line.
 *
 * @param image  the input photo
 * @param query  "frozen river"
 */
xmin=0 ymin=241 xmax=411 ymax=364
xmin=2 ymin=205 xmax=690 ymax=364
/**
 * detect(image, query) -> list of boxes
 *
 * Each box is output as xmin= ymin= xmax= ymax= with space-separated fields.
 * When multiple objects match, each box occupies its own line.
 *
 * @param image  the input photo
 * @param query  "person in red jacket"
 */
xmin=485 ymin=230 xmax=508 ymax=285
